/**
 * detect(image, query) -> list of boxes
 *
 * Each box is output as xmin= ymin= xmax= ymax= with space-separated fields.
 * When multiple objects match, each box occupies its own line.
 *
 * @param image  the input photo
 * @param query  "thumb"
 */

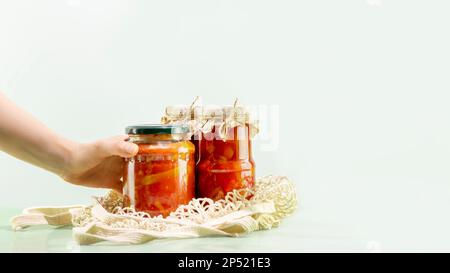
xmin=98 ymin=135 xmax=139 ymax=158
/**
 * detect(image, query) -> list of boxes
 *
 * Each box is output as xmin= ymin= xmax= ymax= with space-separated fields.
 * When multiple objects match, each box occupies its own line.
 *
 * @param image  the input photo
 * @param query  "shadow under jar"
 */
xmin=195 ymin=122 xmax=255 ymax=201
xmin=123 ymin=124 xmax=195 ymax=217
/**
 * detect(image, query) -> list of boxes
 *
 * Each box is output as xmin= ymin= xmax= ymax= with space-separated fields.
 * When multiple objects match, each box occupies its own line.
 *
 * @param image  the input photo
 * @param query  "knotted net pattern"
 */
xmin=12 ymin=175 xmax=297 ymax=245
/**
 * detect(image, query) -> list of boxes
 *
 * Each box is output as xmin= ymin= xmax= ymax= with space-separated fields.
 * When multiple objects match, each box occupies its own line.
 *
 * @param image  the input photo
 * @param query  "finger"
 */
xmin=98 ymin=135 xmax=139 ymax=158
xmin=109 ymin=135 xmax=132 ymax=142
xmin=94 ymin=179 xmax=123 ymax=192
xmin=109 ymin=179 xmax=124 ymax=193
xmin=114 ymin=141 xmax=139 ymax=158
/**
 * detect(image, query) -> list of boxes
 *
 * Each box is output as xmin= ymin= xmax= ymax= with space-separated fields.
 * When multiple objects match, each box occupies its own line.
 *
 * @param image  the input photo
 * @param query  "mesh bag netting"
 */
xmin=11 ymin=175 xmax=297 ymax=245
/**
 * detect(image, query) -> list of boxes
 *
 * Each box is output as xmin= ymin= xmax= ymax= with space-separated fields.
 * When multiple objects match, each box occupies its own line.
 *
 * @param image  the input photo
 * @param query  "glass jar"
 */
xmin=195 ymin=118 xmax=255 ymax=201
xmin=123 ymin=124 xmax=195 ymax=217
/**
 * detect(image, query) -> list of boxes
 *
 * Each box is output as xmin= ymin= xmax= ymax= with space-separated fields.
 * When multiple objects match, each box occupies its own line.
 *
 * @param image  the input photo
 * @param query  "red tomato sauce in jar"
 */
xmin=195 ymin=124 xmax=255 ymax=200
xmin=123 ymin=125 xmax=195 ymax=217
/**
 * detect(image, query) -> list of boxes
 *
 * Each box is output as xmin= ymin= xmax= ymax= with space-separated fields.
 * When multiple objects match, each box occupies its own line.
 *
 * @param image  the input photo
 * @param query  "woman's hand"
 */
xmin=0 ymin=91 xmax=138 ymax=192
xmin=61 ymin=135 xmax=139 ymax=192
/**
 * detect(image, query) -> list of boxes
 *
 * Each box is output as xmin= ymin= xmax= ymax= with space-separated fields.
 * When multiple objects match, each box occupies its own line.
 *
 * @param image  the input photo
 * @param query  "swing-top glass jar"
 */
xmin=123 ymin=124 xmax=195 ymax=217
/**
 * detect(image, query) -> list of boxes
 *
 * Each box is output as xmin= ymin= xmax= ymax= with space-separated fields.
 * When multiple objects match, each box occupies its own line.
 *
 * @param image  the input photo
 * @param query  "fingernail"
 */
xmin=126 ymin=143 xmax=138 ymax=154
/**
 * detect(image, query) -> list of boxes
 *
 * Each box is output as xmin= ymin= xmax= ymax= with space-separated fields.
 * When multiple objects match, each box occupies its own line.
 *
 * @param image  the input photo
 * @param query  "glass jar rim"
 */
xmin=126 ymin=124 xmax=189 ymax=135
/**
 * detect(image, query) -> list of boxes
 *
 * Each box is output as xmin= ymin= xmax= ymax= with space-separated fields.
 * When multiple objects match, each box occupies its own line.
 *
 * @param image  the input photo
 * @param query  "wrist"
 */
xmin=54 ymin=136 xmax=80 ymax=178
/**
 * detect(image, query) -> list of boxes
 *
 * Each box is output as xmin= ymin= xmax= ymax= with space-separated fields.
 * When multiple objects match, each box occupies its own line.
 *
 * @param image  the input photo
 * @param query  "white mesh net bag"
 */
xmin=11 ymin=175 xmax=297 ymax=245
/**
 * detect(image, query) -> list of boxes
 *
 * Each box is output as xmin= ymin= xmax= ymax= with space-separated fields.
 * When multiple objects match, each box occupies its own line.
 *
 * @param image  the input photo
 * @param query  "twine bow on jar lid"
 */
xmin=160 ymin=97 xmax=259 ymax=139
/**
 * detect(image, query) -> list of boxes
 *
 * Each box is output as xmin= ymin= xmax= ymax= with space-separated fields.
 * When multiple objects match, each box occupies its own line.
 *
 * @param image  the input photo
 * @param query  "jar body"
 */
xmin=123 ymin=134 xmax=195 ymax=217
xmin=195 ymin=125 xmax=255 ymax=200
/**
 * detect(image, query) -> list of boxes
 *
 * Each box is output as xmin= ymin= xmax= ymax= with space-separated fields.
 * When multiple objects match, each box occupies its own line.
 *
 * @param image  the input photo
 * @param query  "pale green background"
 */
xmin=1 ymin=0 xmax=450 ymax=252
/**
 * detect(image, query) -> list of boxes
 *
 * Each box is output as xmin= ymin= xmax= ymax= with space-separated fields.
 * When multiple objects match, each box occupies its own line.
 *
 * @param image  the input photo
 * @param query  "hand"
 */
xmin=61 ymin=135 xmax=139 ymax=192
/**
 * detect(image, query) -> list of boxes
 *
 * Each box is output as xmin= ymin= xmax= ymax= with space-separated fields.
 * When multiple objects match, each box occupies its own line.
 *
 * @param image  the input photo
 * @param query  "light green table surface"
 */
xmin=0 ymin=208 xmax=368 ymax=253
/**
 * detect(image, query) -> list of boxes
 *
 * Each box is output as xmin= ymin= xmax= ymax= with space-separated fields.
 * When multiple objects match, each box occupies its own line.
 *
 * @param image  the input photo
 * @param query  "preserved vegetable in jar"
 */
xmin=194 ymin=106 xmax=256 ymax=200
xmin=123 ymin=124 xmax=195 ymax=217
